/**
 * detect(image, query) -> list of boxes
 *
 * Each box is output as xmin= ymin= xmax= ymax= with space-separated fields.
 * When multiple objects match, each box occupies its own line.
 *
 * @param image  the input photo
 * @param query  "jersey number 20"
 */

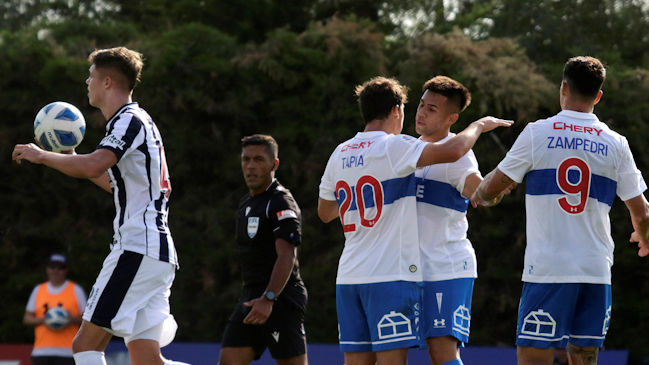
xmin=335 ymin=175 xmax=384 ymax=232
xmin=556 ymin=157 xmax=591 ymax=214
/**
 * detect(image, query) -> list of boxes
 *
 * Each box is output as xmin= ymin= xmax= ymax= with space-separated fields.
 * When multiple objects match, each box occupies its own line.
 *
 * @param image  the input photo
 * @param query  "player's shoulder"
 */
xmin=67 ymin=280 xmax=80 ymax=287
xmin=524 ymin=116 xmax=552 ymax=129
xmin=113 ymin=103 xmax=146 ymax=124
xmin=392 ymin=133 xmax=420 ymax=144
xmin=270 ymin=181 xmax=300 ymax=209
xmin=238 ymin=193 xmax=252 ymax=209
xmin=271 ymin=181 xmax=297 ymax=201
xmin=597 ymin=122 xmax=626 ymax=141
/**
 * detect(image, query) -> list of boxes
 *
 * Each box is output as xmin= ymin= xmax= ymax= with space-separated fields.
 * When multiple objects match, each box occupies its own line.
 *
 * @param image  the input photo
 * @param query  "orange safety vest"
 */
xmin=33 ymin=281 xmax=81 ymax=349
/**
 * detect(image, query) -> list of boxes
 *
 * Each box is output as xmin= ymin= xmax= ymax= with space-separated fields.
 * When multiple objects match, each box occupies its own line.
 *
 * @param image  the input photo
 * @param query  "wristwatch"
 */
xmin=262 ymin=290 xmax=278 ymax=302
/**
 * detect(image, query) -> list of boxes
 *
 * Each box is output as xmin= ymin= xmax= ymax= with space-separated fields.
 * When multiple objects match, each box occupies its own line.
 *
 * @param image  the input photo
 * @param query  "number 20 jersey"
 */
xmin=498 ymin=110 xmax=646 ymax=284
xmin=319 ymin=131 xmax=426 ymax=285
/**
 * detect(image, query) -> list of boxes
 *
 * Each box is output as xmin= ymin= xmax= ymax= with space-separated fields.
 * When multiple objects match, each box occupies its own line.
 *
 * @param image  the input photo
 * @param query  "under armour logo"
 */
xmin=433 ymin=319 xmax=446 ymax=328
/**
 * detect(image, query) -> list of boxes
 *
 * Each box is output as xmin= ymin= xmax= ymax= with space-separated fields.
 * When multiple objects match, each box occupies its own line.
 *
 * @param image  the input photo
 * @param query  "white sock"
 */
xmin=73 ymin=351 xmax=107 ymax=365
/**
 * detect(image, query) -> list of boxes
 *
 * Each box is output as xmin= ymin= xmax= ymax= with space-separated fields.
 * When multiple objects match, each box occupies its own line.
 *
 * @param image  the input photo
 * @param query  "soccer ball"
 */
xmin=44 ymin=307 xmax=69 ymax=330
xmin=34 ymin=101 xmax=86 ymax=152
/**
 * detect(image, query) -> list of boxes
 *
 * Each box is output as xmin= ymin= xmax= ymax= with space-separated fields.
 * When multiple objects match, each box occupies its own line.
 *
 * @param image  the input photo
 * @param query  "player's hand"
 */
xmin=503 ymin=181 xmax=518 ymax=196
xmin=242 ymin=297 xmax=274 ymax=325
xmin=474 ymin=116 xmax=514 ymax=133
xmin=629 ymin=230 xmax=649 ymax=257
xmin=12 ymin=143 xmax=46 ymax=165
xmin=470 ymin=189 xmax=499 ymax=208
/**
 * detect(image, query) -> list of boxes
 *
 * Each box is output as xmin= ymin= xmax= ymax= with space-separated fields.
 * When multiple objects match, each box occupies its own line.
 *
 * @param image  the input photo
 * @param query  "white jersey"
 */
xmin=498 ymin=110 xmax=646 ymax=284
xmin=319 ymin=131 xmax=427 ymax=284
xmin=416 ymin=134 xmax=479 ymax=281
xmin=98 ymin=103 xmax=178 ymax=267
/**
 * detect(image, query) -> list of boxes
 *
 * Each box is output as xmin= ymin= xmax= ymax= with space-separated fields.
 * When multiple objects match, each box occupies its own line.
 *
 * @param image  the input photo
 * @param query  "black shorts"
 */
xmin=221 ymin=281 xmax=307 ymax=360
xmin=32 ymin=356 xmax=75 ymax=365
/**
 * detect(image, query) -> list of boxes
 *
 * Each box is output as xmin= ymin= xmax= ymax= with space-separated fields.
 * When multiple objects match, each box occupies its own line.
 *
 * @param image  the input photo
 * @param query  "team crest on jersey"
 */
xmin=247 ymin=217 xmax=259 ymax=238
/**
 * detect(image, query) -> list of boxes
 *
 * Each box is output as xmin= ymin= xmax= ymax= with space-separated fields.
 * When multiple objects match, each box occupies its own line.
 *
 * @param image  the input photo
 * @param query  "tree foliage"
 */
xmin=3 ymin=1 xmax=649 ymax=363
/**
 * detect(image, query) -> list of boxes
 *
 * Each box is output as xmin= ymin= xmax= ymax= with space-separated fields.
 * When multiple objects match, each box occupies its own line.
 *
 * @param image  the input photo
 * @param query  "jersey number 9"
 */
xmin=556 ymin=157 xmax=591 ymax=214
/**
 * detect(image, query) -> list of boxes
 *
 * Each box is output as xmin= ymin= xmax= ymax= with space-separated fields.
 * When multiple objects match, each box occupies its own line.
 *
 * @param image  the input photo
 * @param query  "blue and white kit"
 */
xmin=498 ymin=110 xmax=646 ymax=347
xmin=319 ymin=131 xmax=427 ymax=352
xmin=415 ymin=133 xmax=479 ymax=344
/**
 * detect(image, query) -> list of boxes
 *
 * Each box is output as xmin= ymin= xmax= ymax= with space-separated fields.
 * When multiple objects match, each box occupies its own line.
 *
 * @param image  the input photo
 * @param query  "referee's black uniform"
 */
xmin=222 ymin=179 xmax=307 ymax=360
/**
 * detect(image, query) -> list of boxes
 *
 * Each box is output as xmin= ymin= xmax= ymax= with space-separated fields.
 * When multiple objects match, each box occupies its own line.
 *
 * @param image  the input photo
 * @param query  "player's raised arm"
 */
xmin=416 ymin=116 xmax=513 ymax=167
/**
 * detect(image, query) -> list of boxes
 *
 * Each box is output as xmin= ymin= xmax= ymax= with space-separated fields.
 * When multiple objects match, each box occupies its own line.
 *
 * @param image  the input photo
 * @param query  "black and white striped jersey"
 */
xmin=97 ymin=103 xmax=178 ymax=267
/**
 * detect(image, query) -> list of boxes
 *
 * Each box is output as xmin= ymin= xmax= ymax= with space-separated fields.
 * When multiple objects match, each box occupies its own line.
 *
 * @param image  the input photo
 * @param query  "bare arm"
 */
xmin=625 ymin=194 xmax=649 ymax=257
xmin=318 ymin=198 xmax=339 ymax=223
xmin=243 ymin=238 xmax=297 ymax=325
xmin=417 ymin=116 xmax=513 ymax=168
xmin=461 ymin=173 xmax=482 ymax=199
xmin=89 ymin=172 xmax=112 ymax=193
xmin=13 ymin=143 xmax=116 ymax=192
xmin=471 ymin=168 xmax=517 ymax=207
xmin=23 ymin=311 xmax=44 ymax=327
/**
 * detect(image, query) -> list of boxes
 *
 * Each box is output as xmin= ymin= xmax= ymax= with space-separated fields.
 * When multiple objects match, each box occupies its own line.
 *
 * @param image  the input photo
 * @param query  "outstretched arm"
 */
xmin=471 ymin=168 xmax=517 ymax=207
xmin=625 ymin=194 xmax=649 ymax=257
xmin=13 ymin=143 xmax=116 ymax=193
xmin=417 ymin=116 xmax=513 ymax=168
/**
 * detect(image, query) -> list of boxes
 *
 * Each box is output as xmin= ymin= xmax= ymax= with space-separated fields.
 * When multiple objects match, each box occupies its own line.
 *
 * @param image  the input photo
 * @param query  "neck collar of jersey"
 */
xmin=558 ymin=109 xmax=598 ymax=121
xmin=106 ymin=102 xmax=139 ymax=125
xmin=253 ymin=179 xmax=278 ymax=197
xmin=356 ymin=130 xmax=389 ymax=138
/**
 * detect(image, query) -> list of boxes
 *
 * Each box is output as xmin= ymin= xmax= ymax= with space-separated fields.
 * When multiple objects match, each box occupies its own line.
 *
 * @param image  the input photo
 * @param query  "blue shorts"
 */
xmin=336 ymin=281 xmax=422 ymax=353
xmin=421 ymin=278 xmax=474 ymax=344
xmin=516 ymin=282 xmax=611 ymax=349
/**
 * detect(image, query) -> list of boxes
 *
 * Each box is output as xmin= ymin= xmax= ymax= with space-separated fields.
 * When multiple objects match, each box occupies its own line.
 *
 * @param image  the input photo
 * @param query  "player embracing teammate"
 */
xmin=318 ymin=76 xmax=512 ymax=365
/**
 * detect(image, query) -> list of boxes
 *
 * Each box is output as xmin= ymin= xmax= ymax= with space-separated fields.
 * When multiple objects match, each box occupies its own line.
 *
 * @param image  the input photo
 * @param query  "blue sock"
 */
xmin=441 ymin=359 xmax=463 ymax=365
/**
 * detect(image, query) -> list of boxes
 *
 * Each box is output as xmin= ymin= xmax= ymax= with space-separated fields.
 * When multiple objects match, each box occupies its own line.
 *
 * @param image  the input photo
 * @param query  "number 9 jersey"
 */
xmin=497 ymin=110 xmax=646 ymax=284
xmin=319 ymin=131 xmax=427 ymax=285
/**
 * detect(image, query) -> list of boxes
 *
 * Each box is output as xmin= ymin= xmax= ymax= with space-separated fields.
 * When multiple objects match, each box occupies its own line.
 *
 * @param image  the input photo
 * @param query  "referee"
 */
xmin=218 ymin=134 xmax=308 ymax=365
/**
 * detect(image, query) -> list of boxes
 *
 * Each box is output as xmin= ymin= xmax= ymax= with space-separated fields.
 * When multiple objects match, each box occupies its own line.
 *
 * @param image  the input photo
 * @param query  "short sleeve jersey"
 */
xmin=498 ymin=110 xmax=646 ymax=284
xmin=236 ymin=179 xmax=303 ymax=288
xmin=416 ymin=134 xmax=480 ymax=281
xmin=319 ymin=131 xmax=427 ymax=284
xmin=97 ymin=103 xmax=178 ymax=267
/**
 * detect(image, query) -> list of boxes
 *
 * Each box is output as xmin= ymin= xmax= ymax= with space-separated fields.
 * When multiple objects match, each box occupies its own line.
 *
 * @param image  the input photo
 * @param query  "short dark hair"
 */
xmin=563 ymin=56 xmax=606 ymax=99
xmin=241 ymin=134 xmax=278 ymax=159
xmin=422 ymin=76 xmax=471 ymax=113
xmin=354 ymin=77 xmax=408 ymax=123
xmin=88 ymin=47 xmax=143 ymax=91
